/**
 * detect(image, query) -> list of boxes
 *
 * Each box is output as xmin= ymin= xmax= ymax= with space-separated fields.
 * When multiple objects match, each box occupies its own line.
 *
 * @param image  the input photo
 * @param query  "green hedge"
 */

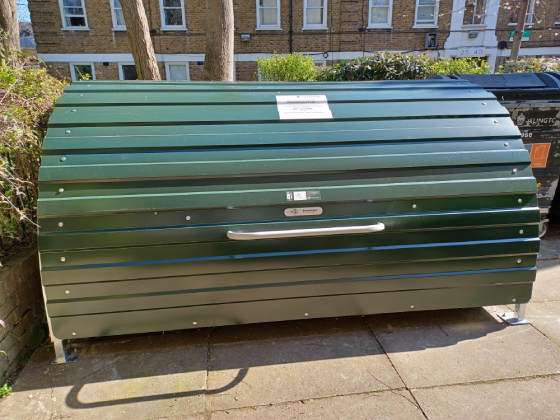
xmin=0 ymin=31 xmax=68 ymax=252
xmin=255 ymin=52 xmax=317 ymax=81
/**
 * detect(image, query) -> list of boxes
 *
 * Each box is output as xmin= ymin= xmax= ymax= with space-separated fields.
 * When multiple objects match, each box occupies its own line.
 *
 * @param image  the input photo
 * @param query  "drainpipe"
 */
xmin=289 ymin=0 xmax=293 ymax=53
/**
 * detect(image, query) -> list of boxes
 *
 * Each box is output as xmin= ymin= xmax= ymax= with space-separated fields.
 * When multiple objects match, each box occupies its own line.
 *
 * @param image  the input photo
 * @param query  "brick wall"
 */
xmin=496 ymin=0 xmax=560 ymax=51
xmin=30 ymin=0 xmax=452 ymax=80
xmin=0 ymin=250 xmax=44 ymax=384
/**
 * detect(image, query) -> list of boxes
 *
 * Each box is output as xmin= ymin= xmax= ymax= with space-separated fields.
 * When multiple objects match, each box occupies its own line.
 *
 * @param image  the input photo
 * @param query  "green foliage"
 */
xmin=255 ymin=52 xmax=317 ymax=81
xmin=316 ymin=52 xmax=433 ymax=81
xmin=429 ymin=57 xmax=489 ymax=75
xmin=0 ymin=30 xmax=68 ymax=251
xmin=317 ymin=52 xmax=490 ymax=81
xmin=0 ymin=382 xmax=11 ymax=398
xmin=499 ymin=57 xmax=560 ymax=74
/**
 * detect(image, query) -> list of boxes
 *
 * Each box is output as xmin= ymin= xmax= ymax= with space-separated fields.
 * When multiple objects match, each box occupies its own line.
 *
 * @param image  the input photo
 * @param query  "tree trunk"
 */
xmin=204 ymin=0 xmax=234 ymax=81
xmin=0 ymin=0 xmax=21 ymax=54
xmin=120 ymin=0 xmax=161 ymax=80
xmin=510 ymin=0 xmax=529 ymax=61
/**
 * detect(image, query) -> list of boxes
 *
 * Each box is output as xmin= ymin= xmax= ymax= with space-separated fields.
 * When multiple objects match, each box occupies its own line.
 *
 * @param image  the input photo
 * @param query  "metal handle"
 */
xmin=227 ymin=223 xmax=385 ymax=241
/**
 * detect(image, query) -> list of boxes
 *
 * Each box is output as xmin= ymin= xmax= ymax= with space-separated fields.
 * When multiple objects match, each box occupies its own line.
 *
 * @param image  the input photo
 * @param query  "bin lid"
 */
xmin=449 ymin=73 xmax=560 ymax=94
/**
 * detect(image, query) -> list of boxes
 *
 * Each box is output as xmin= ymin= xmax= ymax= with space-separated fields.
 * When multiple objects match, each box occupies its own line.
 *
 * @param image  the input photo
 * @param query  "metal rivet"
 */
xmin=469 ymin=90 xmax=473 ymax=92
xmin=512 ymin=298 xmax=517 ymax=303
xmin=60 ymin=157 xmax=66 ymax=162
xmin=517 ymin=259 xmax=522 ymax=263
xmin=193 ymin=321 xmax=197 ymax=325
xmin=410 ymin=305 xmax=415 ymax=309
xmin=518 ymin=198 xmax=522 ymax=203
xmin=493 ymin=120 xmax=498 ymax=124
xmin=72 ymin=332 xmax=77 ymax=336
xmin=71 ymin=109 xmax=77 ymax=112
xmin=58 ymin=188 xmax=64 ymax=193
xmin=519 ymin=230 xmax=524 ymax=234
xmin=304 ymin=313 xmax=309 ymax=316
xmin=186 ymin=216 xmax=191 ymax=221
xmin=512 ymin=168 xmax=517 ymax=174
xmin=504 ymin=142 xmax=509 ymax=147
xmin=65 ymin=130 xmax=71 ymax=134
xmin=154 ymin=212 xmax=157 ymax=215
xmin=58 ymin=222 xmax=64 ymax=227
xmin=482 ymin=102 xmax=486 ymax=105
xmin=412 ymin=204 xmax=417 ymax=209
xmin=65 ymin=290 xmax=70 ymax=294
xmin=78 ymin=94 xmax=83 ymax=97
xmin=60 ymin=257 xmax=66 ymax=262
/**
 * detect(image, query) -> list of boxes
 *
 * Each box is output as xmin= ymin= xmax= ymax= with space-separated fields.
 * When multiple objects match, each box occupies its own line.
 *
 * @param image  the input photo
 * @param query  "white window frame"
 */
xmin=462 ymin=0 xmax=487 ymax=26
xmin=256 ymin=0 xmax=281 ymax=30
xmin=69 ymin=62 xmax=95 ymax=81
xmin=507 ymin=0 xmax=537 ymax=26
xmin=58 ymin=0 xmax=89 ymax=30
xmin=303 ymin=0 xmax=328 ymax=30
xmin=368 ymin=0 xmax=393 ymax=29
xmin=118 ymin=62 xmax=138 ymax=80
xmin=165 ymin=62 xmax=191 ymax=81
xmin=159 ymin=0 xmax=187 ymax=31
xmin=110 ymin=0 xmax=126 ymax=31
xmin=414 ymin=0 xmax=439 ymax=28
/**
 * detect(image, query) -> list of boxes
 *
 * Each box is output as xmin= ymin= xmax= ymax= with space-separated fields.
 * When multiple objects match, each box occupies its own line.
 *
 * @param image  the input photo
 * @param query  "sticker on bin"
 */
xmin=276 ymin=95 xmax=333 ymax=120
xmin=286 ymin=190 xmax=322 ymax=201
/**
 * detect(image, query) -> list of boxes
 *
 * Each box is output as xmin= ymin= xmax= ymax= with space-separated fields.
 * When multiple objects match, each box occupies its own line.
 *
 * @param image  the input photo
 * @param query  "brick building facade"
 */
xmin=27 ymin=0 xmax=560 ymax=80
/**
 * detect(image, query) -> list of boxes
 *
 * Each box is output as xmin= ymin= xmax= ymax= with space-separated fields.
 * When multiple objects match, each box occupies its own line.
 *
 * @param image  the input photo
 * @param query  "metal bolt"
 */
xmin=517 ymin=259 xmax=522 ymax=263
xmin=60 ymin=257 xmax=66 ymax=262
xmin=504 ymin=142 xmax=509 ymax=147
xmin=60 ymin=157 xmax=66 ymax=162
xmin=186 ymin=216 xmax=191 ymax=221
xmin=482 ymin=102 xmax=486 ymax=105
xmin=58 ymin=222 xmax=64 ymax=227
xmin=154 ymin=212 xmax=157 ymax=215
xmin=518 ymin=198 xmax=522 ymax=203
xmin=72 ymin=332 xmax=77 ymax=336
xmin=78 ymin=94 xmax=83 ymax=97
xmin=71 ymin=109 xmax=77 ymax=113
xmin=469 ymin=90 xmax=473 ymax=92
xmin=410 ymin=305 xmax=415 ymax=309
xmin=412 ymin=204 xmax=417 ymax=209
xmin=512 ymin=168 xmax=517 ymax=174
xmin=519 ymin=230 xmax=524 ymax=234
xmin=193 ymin=321 xmax=198 ymax=325
xmin=512 ymin=298 xmax=517 ymax=303
xmin=493 ymin=120 xmax=498 ymax=124
xmin=65 ymin=130 xmax=71 ymax=134
xmin=304 ymin=313 xmax=309 ymax=317
xmin=58 ymin=188 xmax=64 ymax=193
xmin=65 ymin=290 xmax=70 ymax=294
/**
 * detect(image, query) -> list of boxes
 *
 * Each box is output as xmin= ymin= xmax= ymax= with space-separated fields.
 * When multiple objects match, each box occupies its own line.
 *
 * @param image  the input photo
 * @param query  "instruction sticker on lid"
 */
xmin=276 ymin=95 xmax=333 ymax=120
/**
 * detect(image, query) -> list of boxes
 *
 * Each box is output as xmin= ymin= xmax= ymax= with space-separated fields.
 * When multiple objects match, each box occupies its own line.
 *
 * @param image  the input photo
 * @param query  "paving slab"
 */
xmin=206 ymin=317 xmax=403 ymax=411
xmin=533 ymin=259 xmax=560 ymax=302
xmin=413 ymin=374 xmax=560 ymax=420
xmin=366 ymin=307 xmax=560 ymax=388
xmin=0 ymin=330 xmax=208 ymax=420
xmin=527 ymin=301 xmax=560 ymax=345
xmin=538 ymin=234 xmax=560 ymax=260
xmin=204 ymin=390 xmax=425 ymax=420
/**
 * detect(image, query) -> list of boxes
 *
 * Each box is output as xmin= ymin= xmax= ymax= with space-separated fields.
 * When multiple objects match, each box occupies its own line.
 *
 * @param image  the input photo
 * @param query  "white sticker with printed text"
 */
xmin=276 ymin=95 xmax=333 ymax=120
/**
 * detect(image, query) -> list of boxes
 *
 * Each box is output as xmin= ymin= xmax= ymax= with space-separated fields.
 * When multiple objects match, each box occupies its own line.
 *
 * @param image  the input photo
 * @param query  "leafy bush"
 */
xmin=0 ymin=382 xmax=11 ymax=398
xmin=317 ymin=52 xmax=433 ymax=81
xmin=317 ymin=52 xmax=490 ymax=81
xmin=429 ymin=57 xmax=489 ymax=75
xmin=255 ymin=52 xmax=317 ymax=81
xmin=0 ymin=31 xmax=68 ymax=252
xmin=500 ymin=57 xmax=560 ymax=74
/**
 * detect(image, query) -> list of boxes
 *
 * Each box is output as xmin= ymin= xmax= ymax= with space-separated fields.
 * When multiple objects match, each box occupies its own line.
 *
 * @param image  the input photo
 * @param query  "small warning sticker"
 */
xmin=276 ymin=95 xmax=333 ymax=120
xmin=286 ymin=190 xmax=322 ymax=201
xmin=525 ymin=143 xmax=551 ymax=168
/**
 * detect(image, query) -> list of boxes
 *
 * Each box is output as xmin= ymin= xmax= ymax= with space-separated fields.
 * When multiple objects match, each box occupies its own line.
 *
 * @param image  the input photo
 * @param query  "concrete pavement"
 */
xmin=1 ymin=238 xmax=560 ymax=420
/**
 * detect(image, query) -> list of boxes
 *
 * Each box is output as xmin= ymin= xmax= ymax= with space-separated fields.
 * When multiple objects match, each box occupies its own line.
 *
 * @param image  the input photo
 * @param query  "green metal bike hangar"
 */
xmin=37 ymin=80 xmax=540 ymax=362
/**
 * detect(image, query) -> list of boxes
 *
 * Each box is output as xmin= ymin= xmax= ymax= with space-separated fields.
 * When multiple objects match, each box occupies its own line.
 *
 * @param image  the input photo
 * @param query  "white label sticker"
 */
xmin=276 ymin=95 xmax=333 ymax=120
xmin=293 ymin=191 xmax=307 ymax=201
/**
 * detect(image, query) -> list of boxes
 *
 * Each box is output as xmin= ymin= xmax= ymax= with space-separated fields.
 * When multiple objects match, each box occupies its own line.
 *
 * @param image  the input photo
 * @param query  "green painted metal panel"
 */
xmin=38 ymin=80 xmax=540 ymax=340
